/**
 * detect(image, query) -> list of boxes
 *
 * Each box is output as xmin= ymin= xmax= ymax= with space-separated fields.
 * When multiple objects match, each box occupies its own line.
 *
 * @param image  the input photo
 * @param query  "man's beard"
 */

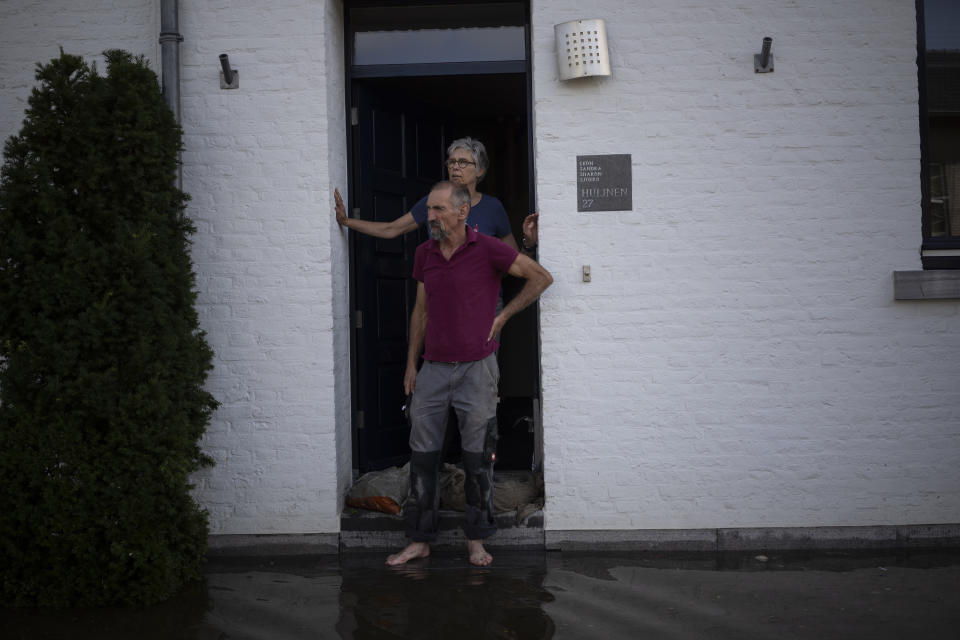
xmin=429 ymin=221 xmax=447 ymax=241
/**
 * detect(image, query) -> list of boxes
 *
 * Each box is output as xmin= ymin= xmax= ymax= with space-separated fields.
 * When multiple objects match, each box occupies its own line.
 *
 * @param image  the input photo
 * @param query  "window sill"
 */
xmin=894 ymin=270 xmax=960 ymax=300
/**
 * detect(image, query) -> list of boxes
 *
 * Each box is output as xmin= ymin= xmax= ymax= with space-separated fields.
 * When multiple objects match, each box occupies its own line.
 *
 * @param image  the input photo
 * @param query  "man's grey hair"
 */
xmin=447 ymin=137 xmax=489 ymax=183
xmin=433 ymin=180 xmax=472 ymax=211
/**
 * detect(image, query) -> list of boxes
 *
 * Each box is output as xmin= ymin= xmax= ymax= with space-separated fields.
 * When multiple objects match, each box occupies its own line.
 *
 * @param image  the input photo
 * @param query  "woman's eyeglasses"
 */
xmin=445 ymin=158 xmax=476 ymax=169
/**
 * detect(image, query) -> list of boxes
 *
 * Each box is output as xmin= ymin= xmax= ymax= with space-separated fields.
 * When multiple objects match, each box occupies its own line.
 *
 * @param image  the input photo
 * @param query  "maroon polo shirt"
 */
xmin=412 ymin=225 xmax=519 ymax=362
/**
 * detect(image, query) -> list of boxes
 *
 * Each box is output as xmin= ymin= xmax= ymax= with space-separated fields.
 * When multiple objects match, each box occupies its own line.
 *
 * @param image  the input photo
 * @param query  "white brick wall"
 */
xmin=0 ymin=0 xmax=159 ymax=140
xmin=3 ymin=0 xmax=959 ymax=538
xmin=178 ymin=0 xmax=348 ymax=535
xmin=0 ymin=0 xmax=351 ymax=536
xmin=324 ymin=0 xmax=353 ymax=537
xmin=534 ymin=0 xmax=960 ymax=530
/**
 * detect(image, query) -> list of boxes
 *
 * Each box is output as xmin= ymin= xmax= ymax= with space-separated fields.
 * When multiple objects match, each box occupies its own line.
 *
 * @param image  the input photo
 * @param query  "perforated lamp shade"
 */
xmin=555 ymin=19 xmax=611 ymax=80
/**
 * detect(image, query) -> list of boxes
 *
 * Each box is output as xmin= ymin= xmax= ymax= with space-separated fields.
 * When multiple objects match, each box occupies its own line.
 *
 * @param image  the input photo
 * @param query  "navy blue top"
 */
xmin=411 ymin=193 xmax=512 ymax=239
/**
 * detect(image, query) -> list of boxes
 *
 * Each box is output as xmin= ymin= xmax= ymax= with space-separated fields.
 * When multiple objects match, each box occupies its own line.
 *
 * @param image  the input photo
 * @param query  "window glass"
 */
xmin=351 ymin=3 xmax=526 ymax=66
xmin=922 ymin=0 xmax=960 ymax=239
xmin=354 ymin=26 xmax=525 ymax=65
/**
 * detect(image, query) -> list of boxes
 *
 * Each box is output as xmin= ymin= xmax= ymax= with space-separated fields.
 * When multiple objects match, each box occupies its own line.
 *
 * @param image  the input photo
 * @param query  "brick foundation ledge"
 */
xmin=208 ymin=523 xmax=960 ymax=556
xmin=546 ymin=524 xmax=960 ymax=552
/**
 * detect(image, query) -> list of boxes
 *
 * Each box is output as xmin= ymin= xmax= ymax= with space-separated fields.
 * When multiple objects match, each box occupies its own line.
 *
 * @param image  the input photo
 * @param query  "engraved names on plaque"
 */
xmin=577 ymin=154 xmax=632 ymax=212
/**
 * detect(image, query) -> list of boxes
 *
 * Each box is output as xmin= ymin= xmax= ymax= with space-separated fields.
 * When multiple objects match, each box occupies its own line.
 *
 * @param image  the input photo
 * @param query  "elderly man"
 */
xmin=387 ymin=181 xmax=553 ymax=567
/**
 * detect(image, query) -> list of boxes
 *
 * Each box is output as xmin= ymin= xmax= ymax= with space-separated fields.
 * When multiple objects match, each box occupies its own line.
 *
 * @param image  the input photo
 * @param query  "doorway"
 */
xmin=344 ymin=2 xmax=540 ymax=476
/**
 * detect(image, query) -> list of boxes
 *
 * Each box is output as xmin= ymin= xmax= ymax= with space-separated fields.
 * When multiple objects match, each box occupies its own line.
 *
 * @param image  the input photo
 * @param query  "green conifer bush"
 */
xmin=0 ymin=50 xmax=218 ymax=607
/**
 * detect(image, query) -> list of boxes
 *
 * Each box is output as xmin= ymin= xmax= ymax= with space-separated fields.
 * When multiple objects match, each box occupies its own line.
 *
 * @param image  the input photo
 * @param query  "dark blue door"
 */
xmin=352 ymin=83 xmax=449 ymax=471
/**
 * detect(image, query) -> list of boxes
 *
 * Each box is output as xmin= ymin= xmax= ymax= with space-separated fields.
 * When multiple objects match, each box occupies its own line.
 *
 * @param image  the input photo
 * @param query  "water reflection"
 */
xmin=336 ymin=552 xmax=555 ymax=639
xmin=543 ymin=551 xmax=960 ymax=640
xmin=201 ymin=556 xmax=342 ymax=640
xmin=2 ymin=578 xmax=210 ymax=640
xmin=4 ymin=550 xmax=960 ymax=639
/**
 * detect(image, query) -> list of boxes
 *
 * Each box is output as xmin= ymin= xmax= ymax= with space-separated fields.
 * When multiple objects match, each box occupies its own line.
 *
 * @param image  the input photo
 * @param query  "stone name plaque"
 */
xmin=577 ymin=154 xmax=632 ymax=212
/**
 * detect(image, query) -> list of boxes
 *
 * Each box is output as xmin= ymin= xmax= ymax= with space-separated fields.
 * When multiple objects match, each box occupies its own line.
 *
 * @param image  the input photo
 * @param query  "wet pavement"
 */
xmin=5 ymin=548 xmax=960 ymax=639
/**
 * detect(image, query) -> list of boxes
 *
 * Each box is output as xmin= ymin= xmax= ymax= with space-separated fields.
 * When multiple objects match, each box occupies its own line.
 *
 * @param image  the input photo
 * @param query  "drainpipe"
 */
xmin=159 ymin=0 xmax=183 ymax=187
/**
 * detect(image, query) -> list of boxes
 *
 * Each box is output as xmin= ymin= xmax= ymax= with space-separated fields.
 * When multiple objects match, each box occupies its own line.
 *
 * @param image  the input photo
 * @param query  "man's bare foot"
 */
xmin=467 ymin=539 xmax=493 ymax=566
xmin=386 ymin=541 xmax=430 ymax=566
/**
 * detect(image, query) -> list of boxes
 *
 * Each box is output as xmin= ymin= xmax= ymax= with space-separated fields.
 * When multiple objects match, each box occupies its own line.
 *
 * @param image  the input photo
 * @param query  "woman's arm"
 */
xmin=504 ymin=213 xmax=539 ymax=254
xmin=521 ymin=212 xmax=538 ymax=252
xmin=334 ymin=188 xmax=420 ymax=239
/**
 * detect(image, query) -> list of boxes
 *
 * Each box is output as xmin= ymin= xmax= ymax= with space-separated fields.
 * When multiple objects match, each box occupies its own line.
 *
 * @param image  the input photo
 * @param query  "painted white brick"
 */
xmin=0 ymin=1 xmax=160 ymax=141
xmin=0 ymin=1 xmax=352 ymax=536
xmin=171 ymin=0 xmax=352 ymax=534
xmin=3 ymin=0 xmax=959 ymax=539
xmin=536 ymin=0 xmax=960 ymax=531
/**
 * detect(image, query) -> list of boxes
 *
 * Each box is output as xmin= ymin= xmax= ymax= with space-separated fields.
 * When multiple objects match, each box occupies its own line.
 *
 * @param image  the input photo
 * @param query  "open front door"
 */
xmin=345 ymin=0 xmax=538 ymax=477
xmin=351 ymin=84 xmax=451 ymax=471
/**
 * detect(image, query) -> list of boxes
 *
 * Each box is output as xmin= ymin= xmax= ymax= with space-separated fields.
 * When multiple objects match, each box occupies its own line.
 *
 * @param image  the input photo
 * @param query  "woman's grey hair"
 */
xmin=447 ymin=137 xmax=489 ymax=182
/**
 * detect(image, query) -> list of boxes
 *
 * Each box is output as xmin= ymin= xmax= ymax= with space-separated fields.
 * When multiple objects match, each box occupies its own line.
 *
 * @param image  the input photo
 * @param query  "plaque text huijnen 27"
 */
xmin=577 ymin=154 xmax=632 ymax=212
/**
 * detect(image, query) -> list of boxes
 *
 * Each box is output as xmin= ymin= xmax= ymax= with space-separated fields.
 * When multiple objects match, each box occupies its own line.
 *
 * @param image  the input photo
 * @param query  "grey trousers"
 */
xmin=405 ymin=354 xmax=499 ymax=542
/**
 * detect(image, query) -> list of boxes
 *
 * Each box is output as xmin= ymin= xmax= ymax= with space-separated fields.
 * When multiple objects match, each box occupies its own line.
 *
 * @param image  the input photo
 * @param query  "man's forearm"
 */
xmin=498 ymin=269 xmax=552 ymax=324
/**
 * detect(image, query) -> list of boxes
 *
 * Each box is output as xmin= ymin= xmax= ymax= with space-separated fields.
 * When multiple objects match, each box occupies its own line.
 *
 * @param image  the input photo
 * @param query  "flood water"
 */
xmin=5 ymin=549 xmax=960 ymax=639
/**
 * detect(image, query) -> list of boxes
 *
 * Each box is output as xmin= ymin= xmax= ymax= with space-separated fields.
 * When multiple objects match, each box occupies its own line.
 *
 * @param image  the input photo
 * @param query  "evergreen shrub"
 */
xmin=0 ymin=50 xmax=218 ymax=607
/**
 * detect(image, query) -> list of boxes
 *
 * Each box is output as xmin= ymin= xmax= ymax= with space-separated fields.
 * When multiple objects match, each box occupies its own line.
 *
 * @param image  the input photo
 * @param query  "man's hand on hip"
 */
xmin=487 ymin=313 xmax=507 ymax=343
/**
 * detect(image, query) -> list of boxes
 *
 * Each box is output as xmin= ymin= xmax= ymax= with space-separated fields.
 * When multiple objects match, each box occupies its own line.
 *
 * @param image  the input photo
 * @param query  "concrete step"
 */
xmin=340 ymin=507 xmax=544 ymax=551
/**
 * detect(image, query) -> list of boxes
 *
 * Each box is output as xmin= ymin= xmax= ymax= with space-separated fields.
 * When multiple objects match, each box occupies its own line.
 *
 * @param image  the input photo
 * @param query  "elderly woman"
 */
xmin=334 ymin=137 xmax=538 ymax=252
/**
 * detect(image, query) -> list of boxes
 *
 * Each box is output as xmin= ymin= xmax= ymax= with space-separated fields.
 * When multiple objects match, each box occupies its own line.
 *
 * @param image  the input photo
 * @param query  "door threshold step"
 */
xmin=340 ymin=508 xmax=544 ymax=550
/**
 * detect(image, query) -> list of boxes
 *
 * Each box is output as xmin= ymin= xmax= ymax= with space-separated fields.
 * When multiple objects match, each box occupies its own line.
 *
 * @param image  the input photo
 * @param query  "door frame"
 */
xmin=342 ymin=0 xmax=540 ymax=474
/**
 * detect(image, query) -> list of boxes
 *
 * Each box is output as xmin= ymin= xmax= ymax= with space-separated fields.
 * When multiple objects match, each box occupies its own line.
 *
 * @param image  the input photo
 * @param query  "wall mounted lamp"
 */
xmin=754 ymin=37 xmax=773 ymax=73
xmin=219 ymin=53 xmax=239 ymax=89
xmin=555 ymin=19 xmax=611 ymax=81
